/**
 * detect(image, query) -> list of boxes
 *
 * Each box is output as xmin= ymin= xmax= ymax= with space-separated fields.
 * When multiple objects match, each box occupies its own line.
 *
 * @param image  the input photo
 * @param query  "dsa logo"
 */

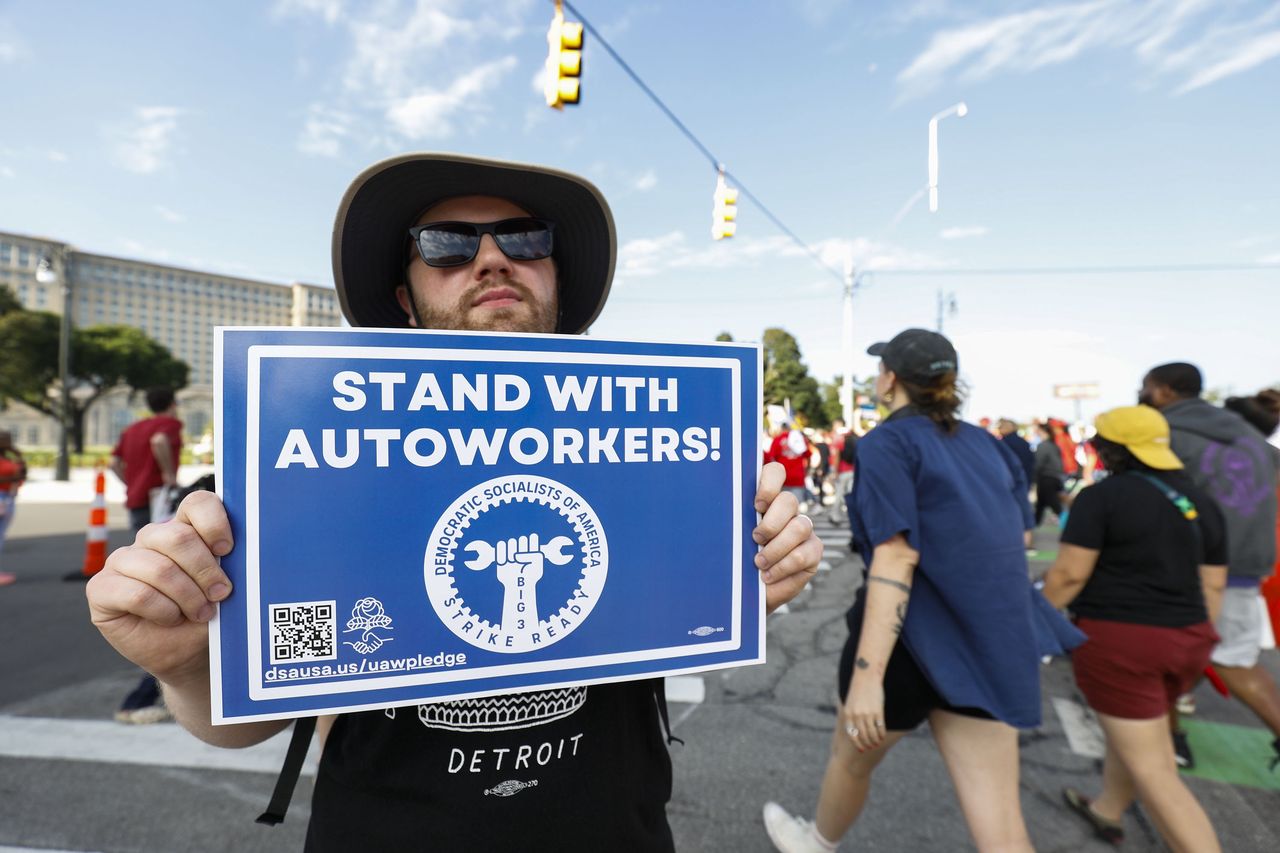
xmin=423 ymin=475 xmax=607 ymax=653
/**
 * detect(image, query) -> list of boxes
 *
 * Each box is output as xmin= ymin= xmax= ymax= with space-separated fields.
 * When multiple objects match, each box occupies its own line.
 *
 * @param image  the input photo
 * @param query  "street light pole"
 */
xmin=37 ymin=250 xmax=72 ymax=481
xmin=840 ymin=257 xmax=856 ymax=426
xmin=928 ymin=101 xmax=968 ymax=213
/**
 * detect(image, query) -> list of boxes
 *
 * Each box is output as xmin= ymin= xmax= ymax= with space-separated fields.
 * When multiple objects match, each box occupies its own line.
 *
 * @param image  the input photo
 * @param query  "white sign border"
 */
xmin=212 ymin=339 xmax=754 ymax=720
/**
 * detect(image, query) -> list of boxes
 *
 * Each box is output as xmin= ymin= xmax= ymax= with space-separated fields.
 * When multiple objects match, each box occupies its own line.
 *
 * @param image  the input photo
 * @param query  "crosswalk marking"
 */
xmin=1052 ymin=697 xmax=1105 ymax=759
xmin=665 ymin=675 xmax=706 ymax=704
xmin=0 ymin=714 xmax=317 ymax=775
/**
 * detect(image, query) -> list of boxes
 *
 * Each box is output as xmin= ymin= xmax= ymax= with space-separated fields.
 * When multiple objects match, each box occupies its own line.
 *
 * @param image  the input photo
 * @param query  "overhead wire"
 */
xmin=560 ymin=0 xmax=847 ymax=285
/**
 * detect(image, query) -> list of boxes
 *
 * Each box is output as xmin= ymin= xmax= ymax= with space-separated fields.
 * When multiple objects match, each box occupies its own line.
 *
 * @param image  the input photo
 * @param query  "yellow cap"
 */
xmin=1094 ymin=405 xmax=1183 ymax=470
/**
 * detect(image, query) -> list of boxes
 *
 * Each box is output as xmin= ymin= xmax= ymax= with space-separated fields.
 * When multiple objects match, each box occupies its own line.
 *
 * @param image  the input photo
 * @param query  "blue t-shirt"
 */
xmin=851 ymin=409 xmax=1043 ymax=728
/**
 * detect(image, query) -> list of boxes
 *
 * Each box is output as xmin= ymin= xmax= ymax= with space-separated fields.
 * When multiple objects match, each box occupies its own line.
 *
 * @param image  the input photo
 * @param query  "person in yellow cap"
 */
xmin=1042 ymin=405 xmax=1227 ymax=851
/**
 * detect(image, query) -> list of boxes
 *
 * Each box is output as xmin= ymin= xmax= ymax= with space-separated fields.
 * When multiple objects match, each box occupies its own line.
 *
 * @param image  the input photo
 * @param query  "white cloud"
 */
xmin=46 ymin=149 xmax=67 ymax=162
xmin=0 ymin=166 xmax=14 ymax=179
xmin=632 ymin=170 xmax=658 ymax=192
xmin=897 ymin=0 xmax=1280 ymax=99
xmin=155 ymin=205 xmax=185 ymax=223
xmin=1259 ymin=252 xmax=1280 ymax=265
xmin=111 ymin=106 xmax=182 ymax=174
xmin=1235 ymin=234 xmax=1277 ymax=249
xmin=940 ymin=225 xmax=989 ymax=240
xmin=297 ymin=104 xmax=353 ymax=157
xmin=276 ymin=1 xmax=535 ymax=146
xmin=0 ymin=20 xmax=22 ymax=63
xmin=1175 ymin=29 xmax=1280 ymax=93
xmin=386 ymin=56 xmax=518 ymax=139
xmin=273 ymin=0 xmax=343 ymax=26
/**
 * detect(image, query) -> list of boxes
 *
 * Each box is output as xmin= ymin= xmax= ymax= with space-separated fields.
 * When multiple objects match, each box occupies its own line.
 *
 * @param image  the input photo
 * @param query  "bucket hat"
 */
xmin=332 ymin=152 xmax=616 ymax=334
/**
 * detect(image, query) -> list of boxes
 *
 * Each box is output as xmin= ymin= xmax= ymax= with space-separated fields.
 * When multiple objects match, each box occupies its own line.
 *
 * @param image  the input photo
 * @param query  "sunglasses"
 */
xmin=408 ymin=218 xmax=555 ymax=268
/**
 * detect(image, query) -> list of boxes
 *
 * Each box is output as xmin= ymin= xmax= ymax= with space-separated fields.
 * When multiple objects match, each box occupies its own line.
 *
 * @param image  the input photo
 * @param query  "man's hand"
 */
xmin=754 ymin=461 xmax=823 ymax=613
xmin=86 ymin=490 xmax=233 ymax=687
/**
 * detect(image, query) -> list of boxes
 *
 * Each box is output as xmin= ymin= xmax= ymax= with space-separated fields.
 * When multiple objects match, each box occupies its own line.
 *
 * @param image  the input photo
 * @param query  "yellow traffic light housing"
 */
xmin=545 ymin=1 xmax=584 ymax=109
xmin=712 ymin=170 xmax=738 ymax=240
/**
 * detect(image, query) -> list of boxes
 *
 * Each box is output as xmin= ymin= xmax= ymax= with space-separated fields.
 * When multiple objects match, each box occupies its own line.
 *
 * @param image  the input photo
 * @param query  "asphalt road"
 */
xmin=2 ymin=499 xmax=1278 ymax=852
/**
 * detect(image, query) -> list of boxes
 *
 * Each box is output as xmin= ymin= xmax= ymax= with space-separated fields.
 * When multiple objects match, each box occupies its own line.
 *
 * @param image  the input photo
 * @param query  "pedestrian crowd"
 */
xmin=766 ymin=353 xmax=1279 ymax=853
xmin=70 ymin=149 xmax=1278 ymax=852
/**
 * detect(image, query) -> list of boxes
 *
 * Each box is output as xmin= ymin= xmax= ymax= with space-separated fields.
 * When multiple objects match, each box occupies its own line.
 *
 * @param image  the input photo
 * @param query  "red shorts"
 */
xmin=1071 ymin=617 xmax=1218 ymax=719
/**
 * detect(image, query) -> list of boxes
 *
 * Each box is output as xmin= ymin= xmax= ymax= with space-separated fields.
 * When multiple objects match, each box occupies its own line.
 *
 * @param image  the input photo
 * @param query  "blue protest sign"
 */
xmin=212 ymin=327 xmax=762 ymax=722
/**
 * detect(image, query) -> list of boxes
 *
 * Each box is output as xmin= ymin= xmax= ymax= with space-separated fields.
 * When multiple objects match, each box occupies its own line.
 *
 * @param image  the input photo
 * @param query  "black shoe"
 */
xmin=1172 ymin=729 xmax=1195 ymax=770
xmin=1062 ymin=787 xmax=1124 ymax=845
xmin=119 ymin=674 xmax=161 ymax=713
xmin=1270 ymin=737 xmax=1280 ymax=772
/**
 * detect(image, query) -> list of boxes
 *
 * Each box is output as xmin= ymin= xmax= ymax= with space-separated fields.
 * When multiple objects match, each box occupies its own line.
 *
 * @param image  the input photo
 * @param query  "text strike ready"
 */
xmin=273 ymin=370 xmax=725 ymax=470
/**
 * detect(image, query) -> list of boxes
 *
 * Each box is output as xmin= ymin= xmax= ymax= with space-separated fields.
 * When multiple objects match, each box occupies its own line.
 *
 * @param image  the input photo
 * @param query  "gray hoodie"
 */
xmin=1163 ymin=397 xmax=1278 ymax=579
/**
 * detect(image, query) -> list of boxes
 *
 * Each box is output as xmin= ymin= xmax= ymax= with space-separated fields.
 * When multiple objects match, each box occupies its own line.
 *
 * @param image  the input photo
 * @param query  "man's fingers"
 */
xmin=135 ymin=521 xmax=231 ymax=603
xmin=756 ymin=512 xmax=815 ymax=571
xmin=754 ymin=461 xmax=785 ymax=514
xmin=99 ymin=545 xmax=217 ymax=623
xmin=173 ymin=491 xmax=234 ymax=556
xmin=753 ymin=488 xmax=798 ymax=545
xmin=764 ymin=569 xmax=811 ymax=613
xmin=760 ymin=534 xmax=822 ymax=584
xmin=87 ymin=568 xmax=187 ymax=629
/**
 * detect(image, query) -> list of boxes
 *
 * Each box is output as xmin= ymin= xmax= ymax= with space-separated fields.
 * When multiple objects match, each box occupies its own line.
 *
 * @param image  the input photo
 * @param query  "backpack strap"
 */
xmin=652 ymin=679 xmax=684 ymax=747
xmin=256 ymin=716 xmax=316 ymax=826
xmin=1128 ymin=472 xmax=1202 ymax=550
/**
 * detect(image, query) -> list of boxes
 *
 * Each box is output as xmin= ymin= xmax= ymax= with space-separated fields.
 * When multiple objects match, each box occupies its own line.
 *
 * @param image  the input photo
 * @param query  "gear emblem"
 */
xmin=423 ymin=475 xmax=607 ymax=653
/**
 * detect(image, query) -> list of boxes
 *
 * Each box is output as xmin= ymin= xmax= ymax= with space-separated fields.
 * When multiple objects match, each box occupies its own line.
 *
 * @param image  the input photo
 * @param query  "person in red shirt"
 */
xmin=0 ymin=430 xmax=27 ymax=587
xmin=109 ymin=386 xmax=183 ymax=723
xmin=767 ymin=420 xmax=813 ymax=512
xmin=111 ymin=387 xmax=183 ymax=533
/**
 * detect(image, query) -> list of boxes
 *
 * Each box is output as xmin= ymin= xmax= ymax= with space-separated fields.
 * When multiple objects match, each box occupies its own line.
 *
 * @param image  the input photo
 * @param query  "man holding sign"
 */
xmin=86 ymin=153 xmax=821 ymax=850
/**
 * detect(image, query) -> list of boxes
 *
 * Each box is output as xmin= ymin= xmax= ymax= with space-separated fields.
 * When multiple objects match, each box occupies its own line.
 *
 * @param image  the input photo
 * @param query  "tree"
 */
xmin=762 ymin=328 xmax=827 ymax=428
xmin=0 ymin=313 xmax=189 ymax=451
xmin=0 ymin=283 xmax=22 ymax=316
xmin=819 ymin=374 xmax=875 ymax=426
xmin=715 ymin=331 xmax=734 ymax=342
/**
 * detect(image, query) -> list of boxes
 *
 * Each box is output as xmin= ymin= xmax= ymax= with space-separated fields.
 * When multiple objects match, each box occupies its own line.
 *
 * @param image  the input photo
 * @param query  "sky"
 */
xmin=1 ymin=0 xmax=1278 ymax=423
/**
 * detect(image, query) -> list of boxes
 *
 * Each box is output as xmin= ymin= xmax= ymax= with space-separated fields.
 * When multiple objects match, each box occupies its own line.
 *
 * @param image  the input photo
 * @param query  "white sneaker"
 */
xmin=762 ymin=802 xmax=834 ymax=853
xmin=1175 ymin=693 xmax=1196 ymax=715
xmin=114 ymin=705 xmax=172 ymax=725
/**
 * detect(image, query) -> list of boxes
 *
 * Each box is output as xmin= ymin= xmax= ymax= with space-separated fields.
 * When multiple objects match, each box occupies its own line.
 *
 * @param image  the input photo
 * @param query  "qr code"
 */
xmin=269 ymin=600 xmax=337 ymax=664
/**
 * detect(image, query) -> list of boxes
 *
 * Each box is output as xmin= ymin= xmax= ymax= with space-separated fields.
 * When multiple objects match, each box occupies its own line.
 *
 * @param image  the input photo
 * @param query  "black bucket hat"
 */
xmin=332 ymin=153 xmax=616 ymax=334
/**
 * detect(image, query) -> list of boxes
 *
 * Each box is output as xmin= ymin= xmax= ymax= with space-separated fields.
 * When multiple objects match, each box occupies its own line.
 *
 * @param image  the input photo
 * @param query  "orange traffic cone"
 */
xmin=65 ymin=469 xmax=108 ymax=582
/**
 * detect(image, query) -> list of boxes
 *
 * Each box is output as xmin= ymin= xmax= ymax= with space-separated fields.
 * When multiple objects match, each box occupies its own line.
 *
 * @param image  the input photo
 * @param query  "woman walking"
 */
xmin=1043 ymin=405 xmax=1226 ymax=851
xmin=764 ymin=329 xmax=1067 ymax=853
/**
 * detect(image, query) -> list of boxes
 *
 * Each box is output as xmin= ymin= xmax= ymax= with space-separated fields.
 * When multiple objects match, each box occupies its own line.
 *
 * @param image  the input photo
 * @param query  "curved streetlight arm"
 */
xmin=928 ymin=102 xmax=968 ymax=213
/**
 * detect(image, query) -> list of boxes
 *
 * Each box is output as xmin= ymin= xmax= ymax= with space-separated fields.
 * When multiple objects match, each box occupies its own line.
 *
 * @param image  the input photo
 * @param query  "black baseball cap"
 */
xmin=867 ymin=328 xmax=958 ymax=385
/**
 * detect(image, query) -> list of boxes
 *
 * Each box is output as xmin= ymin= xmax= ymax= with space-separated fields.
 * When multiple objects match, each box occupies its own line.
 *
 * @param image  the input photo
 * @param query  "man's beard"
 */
xmin=407 ymin=276 xmax=558 ymax=334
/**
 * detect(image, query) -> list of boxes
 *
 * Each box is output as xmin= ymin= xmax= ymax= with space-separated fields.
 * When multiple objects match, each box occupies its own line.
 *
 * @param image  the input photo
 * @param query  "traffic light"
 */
xmin=711 ymin=170 xmax=737 ymax=240
xmin=544 ymin=1 xmax=583 ymax=109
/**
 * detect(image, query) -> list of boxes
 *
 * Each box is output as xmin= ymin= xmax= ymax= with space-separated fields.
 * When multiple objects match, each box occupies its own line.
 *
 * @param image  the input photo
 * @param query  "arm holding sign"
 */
xmin=85 ymin=491 xmax=289 ymax=747
xmin=754 ymin=461 xmax=823 ymax=613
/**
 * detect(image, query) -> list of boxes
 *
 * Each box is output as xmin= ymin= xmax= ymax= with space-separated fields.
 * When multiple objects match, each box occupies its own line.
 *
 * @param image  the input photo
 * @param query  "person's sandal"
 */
xmin=1062 ymin=787 xmax=1124 ymax=845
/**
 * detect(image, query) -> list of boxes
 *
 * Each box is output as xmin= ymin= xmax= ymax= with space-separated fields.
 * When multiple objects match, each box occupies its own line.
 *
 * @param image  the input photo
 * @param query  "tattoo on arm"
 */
xmin=892 ymin=600 xmax=908 ymax=636
xmin=867 ymin=575 xmax=912 ymax=594
xmin=855 ymin=657 xmax=870 ymax=670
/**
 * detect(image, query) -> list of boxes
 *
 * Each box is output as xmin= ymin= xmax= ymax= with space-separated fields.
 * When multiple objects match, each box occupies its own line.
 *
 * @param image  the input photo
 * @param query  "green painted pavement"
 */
xmin=1181 ymin=718 xmax=1280 ymax=791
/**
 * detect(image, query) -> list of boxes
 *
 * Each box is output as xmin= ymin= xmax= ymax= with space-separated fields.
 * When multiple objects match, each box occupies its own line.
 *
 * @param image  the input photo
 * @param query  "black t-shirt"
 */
xmin=1061 ymin=470 xmax=1228 ymax=627
xmin=305 ymin=679 xmax=674 ymax=852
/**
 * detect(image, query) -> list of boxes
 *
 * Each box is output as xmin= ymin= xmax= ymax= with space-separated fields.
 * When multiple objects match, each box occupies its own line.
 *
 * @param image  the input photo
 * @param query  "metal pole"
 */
xmin=936 ymin=289 xmax=944 ymax=333
xmin=840 ymin=258 xmax=855 ymax=426
xmin=928 ymin=102 xmax=967 ymax=214
xmin=55 ymin=250 xmax=72 ymax=481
